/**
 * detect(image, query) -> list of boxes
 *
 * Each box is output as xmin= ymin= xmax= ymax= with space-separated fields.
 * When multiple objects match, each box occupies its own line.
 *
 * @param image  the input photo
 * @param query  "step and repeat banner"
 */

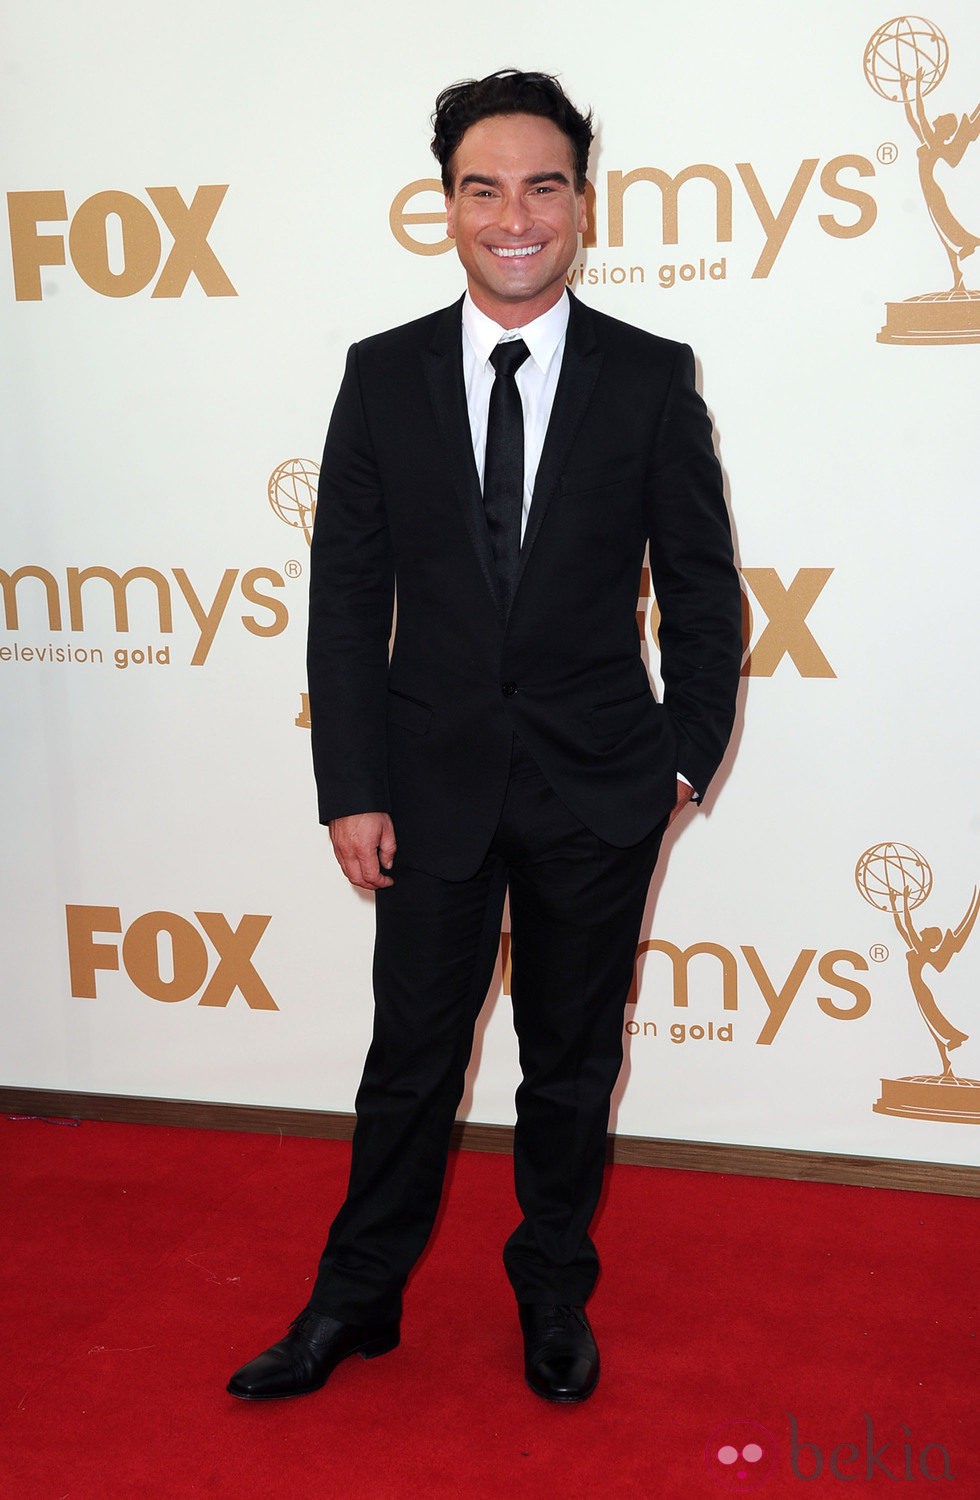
xmin=3 ymin=2 xmax=978 ymax=1168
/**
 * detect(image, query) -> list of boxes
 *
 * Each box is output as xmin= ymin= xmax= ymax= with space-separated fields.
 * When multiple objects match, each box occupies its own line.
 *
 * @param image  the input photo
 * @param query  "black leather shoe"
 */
xmin=227 ymin=1307 xmax=400 ymax=1400
xmin=518 ymin=1303 xmax=599 ymax=1403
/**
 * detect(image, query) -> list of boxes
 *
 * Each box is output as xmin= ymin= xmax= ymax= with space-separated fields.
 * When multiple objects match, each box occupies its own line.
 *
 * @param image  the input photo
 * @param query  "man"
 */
xmin=229 ymin=69 xmax=742 ymax=1406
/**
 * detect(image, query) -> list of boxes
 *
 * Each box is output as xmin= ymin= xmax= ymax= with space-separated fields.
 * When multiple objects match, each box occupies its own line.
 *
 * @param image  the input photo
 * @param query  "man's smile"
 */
xmin=489 ymin=244 xmax=543 ymax=257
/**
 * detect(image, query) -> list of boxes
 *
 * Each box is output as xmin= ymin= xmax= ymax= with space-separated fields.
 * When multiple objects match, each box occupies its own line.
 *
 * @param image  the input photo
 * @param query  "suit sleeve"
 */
xmin=645 ymin=344 xmax=742 ymax=801
xmin=307 ymin=343 xmax=394 ymax=824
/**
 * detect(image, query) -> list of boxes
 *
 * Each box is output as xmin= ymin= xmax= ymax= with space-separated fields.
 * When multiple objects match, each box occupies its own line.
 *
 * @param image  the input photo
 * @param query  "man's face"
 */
xmin=445 ymin=112 xmax=587 ymax=328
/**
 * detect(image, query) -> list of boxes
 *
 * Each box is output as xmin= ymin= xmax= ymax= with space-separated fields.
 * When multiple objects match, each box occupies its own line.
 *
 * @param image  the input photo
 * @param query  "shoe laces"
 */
xmin=541 ymin=1305 xmax=587 ymax=1334
xmin=287 ymin=1307 xmax=332 ymax=1338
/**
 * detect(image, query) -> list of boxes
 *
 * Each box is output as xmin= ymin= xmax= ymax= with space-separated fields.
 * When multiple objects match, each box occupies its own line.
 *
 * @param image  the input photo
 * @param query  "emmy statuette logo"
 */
xmin=268 ymin=458 xmax=319 ymax=547
xmin=855 ymin=842 xmax=979 ymax=1122
xmin=268 ymin=459 xmax=319 ymax=728
xmin=864 ymin=16 xmax=980 ymax=343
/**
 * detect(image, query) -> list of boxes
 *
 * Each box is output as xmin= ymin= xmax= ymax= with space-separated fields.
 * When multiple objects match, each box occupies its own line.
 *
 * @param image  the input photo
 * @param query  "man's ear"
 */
xmin=445 ymin=193 xmax=456 ymax=239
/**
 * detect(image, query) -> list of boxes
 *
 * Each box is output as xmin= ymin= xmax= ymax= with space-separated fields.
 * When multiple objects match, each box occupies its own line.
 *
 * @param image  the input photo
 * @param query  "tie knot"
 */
xmin=489 ymin=338 xmax=530 ymax=378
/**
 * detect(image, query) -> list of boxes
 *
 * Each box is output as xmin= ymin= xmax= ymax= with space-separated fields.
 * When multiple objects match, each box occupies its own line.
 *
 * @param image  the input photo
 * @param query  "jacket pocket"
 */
xmin=387 ymin=689 xmax=432 ymax=736
xmin=559 ymin=460 xmax=641 ymax=498
xmin=589 ymin=690 xmax=656 ymax=749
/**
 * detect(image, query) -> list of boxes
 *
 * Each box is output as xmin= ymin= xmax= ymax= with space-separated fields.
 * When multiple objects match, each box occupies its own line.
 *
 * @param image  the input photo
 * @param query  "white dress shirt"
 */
xmin=461 ymin=290 xmax=569 ymax=542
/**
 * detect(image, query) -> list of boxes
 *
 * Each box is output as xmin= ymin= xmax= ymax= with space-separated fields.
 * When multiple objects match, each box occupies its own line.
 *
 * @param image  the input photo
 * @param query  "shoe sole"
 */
xmin=525 ymin=1367 xmax=600 ymax=1404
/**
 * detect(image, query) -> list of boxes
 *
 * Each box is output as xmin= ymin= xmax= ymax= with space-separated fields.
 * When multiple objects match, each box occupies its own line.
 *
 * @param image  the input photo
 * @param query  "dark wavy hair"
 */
xmin=431 ymin=69 xmax=594 ymax=193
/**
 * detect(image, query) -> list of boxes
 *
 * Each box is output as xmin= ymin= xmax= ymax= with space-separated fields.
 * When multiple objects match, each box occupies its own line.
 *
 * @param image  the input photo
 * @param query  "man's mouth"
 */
xmin=489 ymin=244 xmax=543 ymax=258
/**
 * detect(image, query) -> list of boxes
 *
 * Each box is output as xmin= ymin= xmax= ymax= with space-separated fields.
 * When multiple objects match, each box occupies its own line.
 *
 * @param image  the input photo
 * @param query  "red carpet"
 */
xmin=1 ymin=1116 xmax=976 ymax=1497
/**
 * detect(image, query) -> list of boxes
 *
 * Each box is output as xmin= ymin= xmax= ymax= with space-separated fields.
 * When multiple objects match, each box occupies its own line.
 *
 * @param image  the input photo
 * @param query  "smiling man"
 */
xmin=229 ymin=70 xmax=742 ymax=1407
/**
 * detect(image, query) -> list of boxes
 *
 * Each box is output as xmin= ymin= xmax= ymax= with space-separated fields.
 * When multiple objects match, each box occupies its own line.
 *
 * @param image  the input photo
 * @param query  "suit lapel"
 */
xmin=516 ymin=294 xmax=603 ymax=589
xmin=422 ymin=298 xmax=503 ymax=614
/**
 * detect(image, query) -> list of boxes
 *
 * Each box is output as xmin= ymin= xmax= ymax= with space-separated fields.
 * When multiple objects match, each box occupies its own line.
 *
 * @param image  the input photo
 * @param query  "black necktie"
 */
xmin=483 ymin=339 xmax=530 ymax=608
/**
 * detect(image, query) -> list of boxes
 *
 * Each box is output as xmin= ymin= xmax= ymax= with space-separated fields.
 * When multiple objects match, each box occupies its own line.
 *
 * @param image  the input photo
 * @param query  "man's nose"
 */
xmin=497 ymin=193 xmax=534 ymax=236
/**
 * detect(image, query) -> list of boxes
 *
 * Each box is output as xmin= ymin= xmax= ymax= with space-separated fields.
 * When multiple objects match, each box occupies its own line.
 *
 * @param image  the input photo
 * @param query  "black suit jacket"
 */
xmin=308 ymin=292 xmax=742 ymax=881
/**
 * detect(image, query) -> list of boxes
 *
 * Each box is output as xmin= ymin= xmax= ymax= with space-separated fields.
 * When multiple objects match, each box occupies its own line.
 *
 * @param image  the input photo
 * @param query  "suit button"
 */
xmin=501 ymin=681 xmax=518 ymax=697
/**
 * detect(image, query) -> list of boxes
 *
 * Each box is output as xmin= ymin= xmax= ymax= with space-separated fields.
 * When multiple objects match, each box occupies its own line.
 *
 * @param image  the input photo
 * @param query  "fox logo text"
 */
xmin=7 ymin=187 xmax=236 ymax=300
xmin=65 ymin=906 xmax=277 ymax=1010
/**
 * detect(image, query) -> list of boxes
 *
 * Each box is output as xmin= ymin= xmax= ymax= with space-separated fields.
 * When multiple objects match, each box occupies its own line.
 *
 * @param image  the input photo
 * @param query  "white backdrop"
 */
xmin=3 ymin=1 xmax=978 ymax=1168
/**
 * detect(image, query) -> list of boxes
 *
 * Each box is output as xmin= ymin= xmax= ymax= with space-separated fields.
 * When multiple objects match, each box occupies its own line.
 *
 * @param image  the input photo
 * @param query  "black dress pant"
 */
xmin=310 ymin=739 xmax=666 ymax=1324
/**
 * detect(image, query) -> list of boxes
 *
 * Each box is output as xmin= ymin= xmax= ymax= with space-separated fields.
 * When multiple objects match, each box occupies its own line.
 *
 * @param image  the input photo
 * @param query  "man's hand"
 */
xmin=329 ymin=812 xmax=397 ymax=890
xmin=668 ymin=779 xmax=696 ymax=827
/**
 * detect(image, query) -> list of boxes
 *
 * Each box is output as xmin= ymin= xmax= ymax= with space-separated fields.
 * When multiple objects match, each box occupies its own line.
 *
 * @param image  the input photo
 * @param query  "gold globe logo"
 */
xmin=856 ymin=842 xmax=979 ymax=1122
xmin=855 ymin=840 xmax=933 ymax=912
xmin=268 ymin=458 xmax=319 ymax=546
xmin=863 ymin=16 xmax=980 ymax=343
xmin=864 ymin=15 xmax=949 ymax=99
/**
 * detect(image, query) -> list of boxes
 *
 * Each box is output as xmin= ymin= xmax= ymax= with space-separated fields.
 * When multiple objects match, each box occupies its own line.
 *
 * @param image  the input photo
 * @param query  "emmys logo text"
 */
xmin=498 ymin=932 xmax=873 ymax=1047
xmin=625 ymin=939 xmax=872 ymax=1046
xmin=387 ymin=153 xmax=876 ymax=280
xmin=6 ymin=186 xmax=236 ymax=301
xmin=0 ymin=564 xmax=290 ymax=668
xmin=390 ymin=153 xmax=878 ymax=280
xmin=66 ymin=906 xmax=277 ymax=1010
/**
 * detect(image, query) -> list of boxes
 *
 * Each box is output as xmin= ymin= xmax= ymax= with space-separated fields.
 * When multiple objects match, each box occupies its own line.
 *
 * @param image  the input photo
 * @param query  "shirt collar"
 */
xmin=462 ymin=290 xmax=570 ymax=375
